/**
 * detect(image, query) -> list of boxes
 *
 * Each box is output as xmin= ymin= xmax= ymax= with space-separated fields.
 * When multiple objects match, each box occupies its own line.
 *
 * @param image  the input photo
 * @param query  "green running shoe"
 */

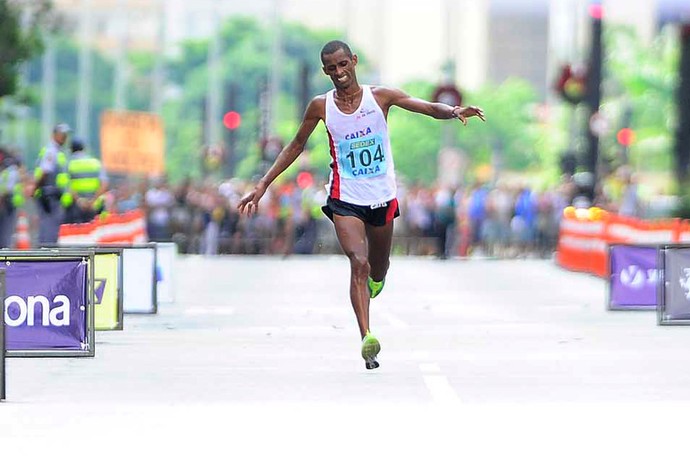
xmin=367 ymin=277 xmax=385 ymax=299
xmin=361 ymin=331 xmax=381 ymax=369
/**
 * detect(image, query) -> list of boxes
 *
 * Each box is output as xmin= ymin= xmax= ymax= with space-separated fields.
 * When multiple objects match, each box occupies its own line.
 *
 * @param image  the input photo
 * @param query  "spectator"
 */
xmin=434 ymin=186 xmax=456 ymax=259
xmin=145 ymin=177 xmax=174 ymax=242
xmin=512 ymin=185 xmax=538 ymax=256
xmin=467 ymin=182 xmax=489 ymax=254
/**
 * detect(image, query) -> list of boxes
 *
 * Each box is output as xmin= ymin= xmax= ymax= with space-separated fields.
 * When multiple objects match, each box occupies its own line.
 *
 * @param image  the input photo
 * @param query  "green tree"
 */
xmin=16 ymin=36 xmax=116 ymax=161
xmin=602 ymin=25 xmax=677 ymax=178
xmin=0 ymin=0 xmax=54 ymax=99
xmin=384 ymin=78 xmax=550 ymax=186
xmin=155 ymin=17 xmax=339 ymax=181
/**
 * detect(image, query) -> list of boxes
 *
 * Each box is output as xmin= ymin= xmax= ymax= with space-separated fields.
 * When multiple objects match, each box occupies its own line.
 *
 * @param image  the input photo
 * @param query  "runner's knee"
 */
xmin=345 ymin=250 xmax=370 ymax=278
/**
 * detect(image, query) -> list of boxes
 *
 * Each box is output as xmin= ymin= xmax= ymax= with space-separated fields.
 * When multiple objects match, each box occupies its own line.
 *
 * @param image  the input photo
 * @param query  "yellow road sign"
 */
xmin=100 ymin=110 xmax=165 ymax=175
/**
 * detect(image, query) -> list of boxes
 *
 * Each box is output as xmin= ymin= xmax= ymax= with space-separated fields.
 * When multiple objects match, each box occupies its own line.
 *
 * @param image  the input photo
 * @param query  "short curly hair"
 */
xmin=320 ymin=40 xmax=353 ymax=63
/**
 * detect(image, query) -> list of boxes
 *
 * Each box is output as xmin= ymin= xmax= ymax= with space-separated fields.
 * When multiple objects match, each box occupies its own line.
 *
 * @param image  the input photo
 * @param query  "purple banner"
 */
xmin=609 ymin=245 xmax=658 ymax=308
xmin=5 ymin=260 xmax=87 ymax=350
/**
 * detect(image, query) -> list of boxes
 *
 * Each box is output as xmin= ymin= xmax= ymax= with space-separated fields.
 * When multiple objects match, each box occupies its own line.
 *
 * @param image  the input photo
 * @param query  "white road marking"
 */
xmin=185 ymin=306 xmax=235 ymax=315
xmin=423 ymin=375 xmax=461 ymax=404
xmin=419 ymin=363 xmax=441 ymax=373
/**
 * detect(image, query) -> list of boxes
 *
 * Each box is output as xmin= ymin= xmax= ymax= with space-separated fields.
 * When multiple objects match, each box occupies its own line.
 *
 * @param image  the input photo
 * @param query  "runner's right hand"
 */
xmin=238 ymin=185 xmax=267 ymax=216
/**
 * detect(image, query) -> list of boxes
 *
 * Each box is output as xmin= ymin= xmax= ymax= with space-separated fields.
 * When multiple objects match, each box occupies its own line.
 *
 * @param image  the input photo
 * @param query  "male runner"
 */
xmin=239 ymin=40 xmax=485 ymax=369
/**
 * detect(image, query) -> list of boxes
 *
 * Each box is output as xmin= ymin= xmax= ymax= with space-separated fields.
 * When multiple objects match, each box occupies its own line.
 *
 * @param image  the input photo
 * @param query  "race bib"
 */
xmin=337 ymin=134 xmax=387 ymax=179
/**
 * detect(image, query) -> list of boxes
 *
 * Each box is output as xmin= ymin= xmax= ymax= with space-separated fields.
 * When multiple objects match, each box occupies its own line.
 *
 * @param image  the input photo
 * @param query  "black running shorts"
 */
xmin=321 ymin=197 xmax=400 ymax=227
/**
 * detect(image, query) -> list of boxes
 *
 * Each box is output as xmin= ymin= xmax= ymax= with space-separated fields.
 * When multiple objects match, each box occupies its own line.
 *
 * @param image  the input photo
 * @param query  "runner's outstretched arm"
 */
xmin=238 ymin=97 xmax=323 ymax=215
xmin=376 ymin=86 xmax=485 ymax=125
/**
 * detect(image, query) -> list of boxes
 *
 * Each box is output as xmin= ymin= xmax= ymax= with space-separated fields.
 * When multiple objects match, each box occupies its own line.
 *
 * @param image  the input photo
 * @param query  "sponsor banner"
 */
xmin=156 ymin=242 xmax=177 ymax=304
xmin=661 ymin=247 xmax=690 ymax=323
xmin=5 ymin=260 xmax=88 ymax=351
xmin=95 ymin=253 xmax=122 ymax=331
xmin=609 ymin=245 xmax=658 ymax=309
xmin=122 ymin=246 xmax=157 ymax=314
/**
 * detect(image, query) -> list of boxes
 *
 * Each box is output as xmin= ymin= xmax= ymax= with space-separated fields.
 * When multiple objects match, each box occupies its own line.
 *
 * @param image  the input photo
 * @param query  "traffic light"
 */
xmin=223 ymin=111 xmax=241 ymax=130
xmin=616 ymin=128 xmax=636 ymax=147
xmin=296 ymin=171 xmax=314 ymax=189
xmin=588 ymin=1 xmax=603 ymax=20
xmin=555 ymin=64 xmax=587 ymax=105
xmin=432 ymin=84 xmax=463 ymax=107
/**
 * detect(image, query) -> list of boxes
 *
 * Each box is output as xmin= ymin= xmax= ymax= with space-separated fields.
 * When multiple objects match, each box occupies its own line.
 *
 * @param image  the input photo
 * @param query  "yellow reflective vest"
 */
xmin=0 ymin=166 xmax=24 ymax=209
xmin=62 ymin=154 xmax=104 ymax=210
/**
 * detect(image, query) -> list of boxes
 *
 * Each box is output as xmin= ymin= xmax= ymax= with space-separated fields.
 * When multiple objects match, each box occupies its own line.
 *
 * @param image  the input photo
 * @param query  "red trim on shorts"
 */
xmin=326 ymin=129 xmax=340 ymax=199
xmin=385 ymin=198 xmax=398 ymax=224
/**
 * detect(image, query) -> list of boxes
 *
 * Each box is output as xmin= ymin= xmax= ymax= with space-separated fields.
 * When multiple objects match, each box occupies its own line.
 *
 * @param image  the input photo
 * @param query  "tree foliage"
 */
xmin=0 ymin=0 xmax=55 ymax=99
xmin=139 ymin=17 xmax=339 ymax=180
xmin=7 ymin=14 xmax=683 ymax=190
xmin=601 ymin=24 xmax=678 ymax=176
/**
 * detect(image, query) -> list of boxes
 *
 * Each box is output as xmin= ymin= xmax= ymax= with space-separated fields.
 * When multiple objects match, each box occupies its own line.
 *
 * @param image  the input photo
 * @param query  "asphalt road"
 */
xmin=2 ymin=256 xmax=689 ymax=469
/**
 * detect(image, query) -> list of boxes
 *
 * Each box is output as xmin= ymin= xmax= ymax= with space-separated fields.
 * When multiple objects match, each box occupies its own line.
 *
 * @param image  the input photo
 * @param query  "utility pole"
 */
xmin=373 ymin=0 xmax=385 ymax=83
xmin=583 ymin=1 xmax=604 ymax=201
xmin=269 ymin=0 xmax=282 ymax=136
xmin=17 ymin=6 xmax=31 ymax=158
xmin=455 ymin=0 xmax=488 ymax=91
xmin=41 ymin=40 xmax=56 ymax=144
xmin=77 ymin=0 xmax=93 ymax=140
xmin=343 ymin=0 xmax=352 ymax=42
xmin=150 ymin=0 xmax=165 ymax=115
xmin=298 ymin=61 xmax=310 ymax=123
xmin=205 ymin=1 xmax=222 ymax=147
xmin=442 ymin=0 xmax=457 ymax=149
xmin=114 ymin=0 xmax=128 ymax=109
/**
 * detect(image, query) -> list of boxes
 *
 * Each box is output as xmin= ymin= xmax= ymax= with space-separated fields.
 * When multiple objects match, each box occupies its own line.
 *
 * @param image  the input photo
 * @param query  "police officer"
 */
xmin=34 ymin=123 xmax=71 ymax=244
xmin=62 ymin=137 xmax=108 ymax=224
xmin=0 ymin=149 xmax=25 ymax=248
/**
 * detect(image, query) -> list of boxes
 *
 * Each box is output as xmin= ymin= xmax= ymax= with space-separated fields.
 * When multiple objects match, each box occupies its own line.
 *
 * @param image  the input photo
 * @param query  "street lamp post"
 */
xmin=583 ymin=1 xmax=604 ymax=202
xmin=77 ymin=0 xmax=93 ymax=139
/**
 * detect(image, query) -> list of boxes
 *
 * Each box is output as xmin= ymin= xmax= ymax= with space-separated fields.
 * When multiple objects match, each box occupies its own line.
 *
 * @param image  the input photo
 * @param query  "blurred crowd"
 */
xmin=2 ymin=136 xmax=668 ymax=258
xmin=103 ymin=164 xmax=672 ymax=258
xmin=102 ymin=174 xmax=577 ymax=259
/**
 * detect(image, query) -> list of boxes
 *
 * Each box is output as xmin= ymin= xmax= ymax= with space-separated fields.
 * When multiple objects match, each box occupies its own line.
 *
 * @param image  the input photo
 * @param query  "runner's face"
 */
xmin=322 ymin=49 xmax=358 ymax=90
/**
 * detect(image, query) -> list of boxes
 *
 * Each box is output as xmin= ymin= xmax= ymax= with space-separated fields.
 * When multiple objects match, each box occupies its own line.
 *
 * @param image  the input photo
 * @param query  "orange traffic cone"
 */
xmin=15 ymin=210 xmax=31 ymax=250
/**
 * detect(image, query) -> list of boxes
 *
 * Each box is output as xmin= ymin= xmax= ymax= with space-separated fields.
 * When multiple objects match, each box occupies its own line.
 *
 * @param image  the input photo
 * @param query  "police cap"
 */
xmin=53 ymin=123 xmax=72 ymax=134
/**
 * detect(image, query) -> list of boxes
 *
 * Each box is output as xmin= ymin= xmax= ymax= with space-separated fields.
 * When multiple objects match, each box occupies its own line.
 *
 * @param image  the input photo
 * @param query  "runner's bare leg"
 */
xmin=333 ymin=214 xmax=371 ymax=338
xmin=366 ymin=221 xmax=394 ymax=282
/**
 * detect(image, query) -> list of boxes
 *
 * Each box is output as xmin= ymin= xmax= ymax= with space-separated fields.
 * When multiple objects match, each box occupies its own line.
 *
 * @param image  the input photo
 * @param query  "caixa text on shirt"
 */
xmin=4 ymin=295 xmax=72 ymax=327
xmin=344 ymin=127 xmax=372 ymax=140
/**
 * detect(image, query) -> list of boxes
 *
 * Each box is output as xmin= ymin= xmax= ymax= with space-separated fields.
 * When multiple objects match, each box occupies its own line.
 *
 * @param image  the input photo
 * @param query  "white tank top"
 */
xmin=324 ymin=85 xmax=396 ymax=205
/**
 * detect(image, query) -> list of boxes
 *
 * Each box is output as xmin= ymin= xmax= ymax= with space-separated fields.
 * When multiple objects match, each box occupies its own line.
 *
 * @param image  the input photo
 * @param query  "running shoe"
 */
xmin=367 ymin=277 xmax=385 ymax=299
xmin=361 ymin=331 xmax=381 ymax=369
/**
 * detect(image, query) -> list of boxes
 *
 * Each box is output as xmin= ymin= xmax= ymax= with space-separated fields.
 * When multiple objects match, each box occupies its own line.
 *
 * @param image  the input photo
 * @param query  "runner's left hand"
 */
xmin=452 ymin=106 xmax=485 ymax=125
